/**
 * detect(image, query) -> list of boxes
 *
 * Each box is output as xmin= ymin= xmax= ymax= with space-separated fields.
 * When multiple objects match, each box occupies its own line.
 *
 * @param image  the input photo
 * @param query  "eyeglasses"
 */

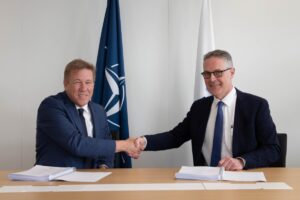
xmin=201 ymin=68 xmax=232 ymax=79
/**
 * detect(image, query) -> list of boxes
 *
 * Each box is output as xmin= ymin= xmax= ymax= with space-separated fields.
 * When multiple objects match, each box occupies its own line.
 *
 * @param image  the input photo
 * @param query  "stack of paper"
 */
xmin=8 ymin=165 xmax=75 ymax=181
xmin=175 ymin=166 xmax=222 ymax=181
xmin=175 ymin=166 xmax=266 ymax=182
xmin=8 ymin=165 xmax=111 ymax=182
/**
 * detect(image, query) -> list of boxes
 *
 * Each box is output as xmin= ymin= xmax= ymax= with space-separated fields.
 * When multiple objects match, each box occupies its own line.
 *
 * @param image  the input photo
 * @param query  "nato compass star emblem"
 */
xmin=104 ymin=63 xmax=126 ymax=128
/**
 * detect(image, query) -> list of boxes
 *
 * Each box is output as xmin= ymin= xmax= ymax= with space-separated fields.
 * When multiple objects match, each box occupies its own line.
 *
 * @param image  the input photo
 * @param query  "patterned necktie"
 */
xmin=78 ymin=108 xmax=94 ymax=168
xmin=210 ymin=101 xmax=224 ymax=167
xmin=78 ymin=108 xmax=88 ymax=136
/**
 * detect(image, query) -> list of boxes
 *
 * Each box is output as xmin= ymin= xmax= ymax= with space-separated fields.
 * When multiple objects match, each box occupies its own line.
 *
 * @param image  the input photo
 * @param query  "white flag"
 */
xmin=194 ymin=0 xmax=215 ymax=100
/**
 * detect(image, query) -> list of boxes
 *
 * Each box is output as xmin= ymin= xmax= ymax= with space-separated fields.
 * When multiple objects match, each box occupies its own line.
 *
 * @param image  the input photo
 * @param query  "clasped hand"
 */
xmin=115 ymin=137 xmax=146 ymax=159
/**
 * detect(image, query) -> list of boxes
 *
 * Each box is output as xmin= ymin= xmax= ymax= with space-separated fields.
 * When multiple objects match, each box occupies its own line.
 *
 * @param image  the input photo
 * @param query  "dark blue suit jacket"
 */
xmin=35 ymin=92 xmax=115 ymax=169
xmin=145 ymin=89 xmax=281 ymax=169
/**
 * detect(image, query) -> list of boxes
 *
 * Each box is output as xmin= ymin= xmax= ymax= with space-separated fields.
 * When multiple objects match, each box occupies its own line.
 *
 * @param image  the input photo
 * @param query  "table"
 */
xmin=0 ymin=168 xmax=299 ymax=200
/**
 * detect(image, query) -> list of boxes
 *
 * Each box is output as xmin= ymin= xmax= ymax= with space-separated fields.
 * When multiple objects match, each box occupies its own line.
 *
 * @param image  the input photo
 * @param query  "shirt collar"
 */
xmin=213 ymin=87 xmax=237 ymax=107
xmin=75 ymin=104 xmax=89 ymax=113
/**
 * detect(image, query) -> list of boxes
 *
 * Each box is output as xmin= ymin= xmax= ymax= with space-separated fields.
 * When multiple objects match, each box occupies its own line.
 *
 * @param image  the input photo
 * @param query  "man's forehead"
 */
xmin=204 ymin=57 xmax=227 ymax=69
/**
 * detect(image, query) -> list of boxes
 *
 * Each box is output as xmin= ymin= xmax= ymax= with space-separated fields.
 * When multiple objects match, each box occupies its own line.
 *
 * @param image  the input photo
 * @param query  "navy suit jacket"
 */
xmin=35 ymin=92 xmax=115 ymax=169
xmin=145 ymin=89 xmax=281 ymax=169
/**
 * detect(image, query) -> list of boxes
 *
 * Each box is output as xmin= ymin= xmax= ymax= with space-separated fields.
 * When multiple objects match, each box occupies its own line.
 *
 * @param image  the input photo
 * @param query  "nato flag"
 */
xmin=93 ymin=0 xmax=131 ymax=168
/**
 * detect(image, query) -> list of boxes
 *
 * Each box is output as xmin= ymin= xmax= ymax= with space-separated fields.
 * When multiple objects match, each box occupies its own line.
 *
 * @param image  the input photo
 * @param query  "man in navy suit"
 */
xmin=136 ymin=50 xmax=280 ymax=170
xmin=36 ymin=59 xmax=139 ymax=169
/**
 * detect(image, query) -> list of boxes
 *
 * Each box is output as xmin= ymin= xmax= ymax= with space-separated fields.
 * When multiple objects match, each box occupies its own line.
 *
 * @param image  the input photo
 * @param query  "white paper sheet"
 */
xmin=222 ymin=171 xmax=266 ymax=182
xmin=0 ymin=186 xmax=34 ymax=193
xmin=0 ymin=182 xmax=292 ymax=193
xmin=257 ymin=182 xmax=293 ymax=190
xmin=55 ymin=171 xmax=111 ymax=182
xmin=57 ymin=183 xmax=205 ymax=192
xmin=203 ymin=183 xmax=261 ymax=190
xmin=0 ymin=183 xmax=204 ymax=193
xmin=203 ymin=182 xmax=293 ymax=190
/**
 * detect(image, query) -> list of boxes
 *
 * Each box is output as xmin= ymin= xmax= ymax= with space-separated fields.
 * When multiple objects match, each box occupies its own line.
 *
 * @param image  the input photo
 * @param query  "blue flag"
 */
xmin=93 ymin=0 xmax=131 ymax=168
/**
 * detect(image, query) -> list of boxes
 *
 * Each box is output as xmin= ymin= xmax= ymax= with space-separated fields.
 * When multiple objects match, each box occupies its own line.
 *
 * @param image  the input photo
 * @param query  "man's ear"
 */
xmin=231 ymin=67 xmax=235 ymax=77
xmin=63 ymin=79 xmax=68 ymax=89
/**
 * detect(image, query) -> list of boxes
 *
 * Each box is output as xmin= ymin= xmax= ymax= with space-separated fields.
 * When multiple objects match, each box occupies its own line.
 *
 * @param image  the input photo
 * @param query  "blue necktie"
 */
xmin=78 ymin=108 xmax=88 ymax=136
xmin=78 ymin=108 xmax=94 ymax=168
xmin=210 ymin=101 xmax=224 ymax=167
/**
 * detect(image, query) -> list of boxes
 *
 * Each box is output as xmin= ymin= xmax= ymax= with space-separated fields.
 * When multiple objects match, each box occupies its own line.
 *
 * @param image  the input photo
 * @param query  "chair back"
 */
xmin=271 ymin=133 xmax=287 ymax=167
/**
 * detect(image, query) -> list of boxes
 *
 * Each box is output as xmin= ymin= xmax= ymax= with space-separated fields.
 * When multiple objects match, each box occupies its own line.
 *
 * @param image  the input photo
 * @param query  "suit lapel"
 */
xmin=232 ymin=89 xmax=245 ymax=157
xmin=62 ymin=92 xmax=84 ymax=134
xmin=194 ymin=97 xmax=213 ymax=145
xmin=88 ymin=102 xmax=97 ymax=137
xmin=191 ymin=97 xmax=213 ymax=166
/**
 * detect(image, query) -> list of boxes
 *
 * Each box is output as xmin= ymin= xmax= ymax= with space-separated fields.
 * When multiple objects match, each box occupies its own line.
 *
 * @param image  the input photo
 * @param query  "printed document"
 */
xmin=8 ymin=165 xmax=111 ymax=182
xmin=175 ymin=166 xmax=266 ymax=182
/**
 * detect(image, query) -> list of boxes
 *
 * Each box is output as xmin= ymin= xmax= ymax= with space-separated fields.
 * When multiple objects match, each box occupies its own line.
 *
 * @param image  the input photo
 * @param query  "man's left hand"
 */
xmin=218 ymin=156 xmax=244 ymax=171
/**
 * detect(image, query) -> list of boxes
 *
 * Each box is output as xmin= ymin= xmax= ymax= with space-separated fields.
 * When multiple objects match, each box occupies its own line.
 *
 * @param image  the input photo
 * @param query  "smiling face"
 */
xmin=64 ymin=69 xmax=94 ymax=107
xmin=203 ymin=56 xmax=235 ymax=99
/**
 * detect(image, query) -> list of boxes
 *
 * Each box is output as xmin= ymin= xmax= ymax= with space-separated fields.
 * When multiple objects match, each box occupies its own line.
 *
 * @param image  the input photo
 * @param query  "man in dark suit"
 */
xmin=136 ymin=50 xmax=281 ymax=170
xmin=36 ymin=59 xmax=139 ymax=169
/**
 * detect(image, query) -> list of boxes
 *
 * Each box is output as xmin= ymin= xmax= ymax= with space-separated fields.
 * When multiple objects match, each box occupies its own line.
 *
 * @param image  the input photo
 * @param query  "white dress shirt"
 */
xmin=76 ymin=104 xmax=93 ymax=138
xmin=202 ymin=87 xmax=237 ymax=165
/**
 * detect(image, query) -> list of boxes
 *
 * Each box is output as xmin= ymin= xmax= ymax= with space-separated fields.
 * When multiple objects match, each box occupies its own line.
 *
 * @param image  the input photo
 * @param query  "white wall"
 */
xmin=0 ymin=0 xmax=299 ymax=169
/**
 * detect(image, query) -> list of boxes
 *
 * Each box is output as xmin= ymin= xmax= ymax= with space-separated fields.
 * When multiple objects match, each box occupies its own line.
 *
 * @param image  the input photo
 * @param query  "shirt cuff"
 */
xmin=236 ymin=157 xmax=246 ymax=168
xmin=141 ymin=136 xmax=147 ymax=149
xmin=99 ymin=164 xmax=109 ymax=169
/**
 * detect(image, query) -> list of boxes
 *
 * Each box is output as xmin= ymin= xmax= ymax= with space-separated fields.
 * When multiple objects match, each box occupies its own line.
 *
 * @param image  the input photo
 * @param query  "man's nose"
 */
xmin=79 ymin=83 xmax=88 ymax=90
xmin=208 ymin=73 xmax=217 ymax=81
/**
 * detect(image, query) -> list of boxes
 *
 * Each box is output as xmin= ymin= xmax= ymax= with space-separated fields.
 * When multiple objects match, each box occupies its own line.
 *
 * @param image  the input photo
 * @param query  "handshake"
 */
xmin=115 ymin=137 xmax=146 ymax=159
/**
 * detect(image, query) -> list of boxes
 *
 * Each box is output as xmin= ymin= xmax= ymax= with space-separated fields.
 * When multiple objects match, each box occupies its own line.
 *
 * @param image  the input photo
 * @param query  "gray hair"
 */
xmin=204 ymin=49 xmax=233 ymax=67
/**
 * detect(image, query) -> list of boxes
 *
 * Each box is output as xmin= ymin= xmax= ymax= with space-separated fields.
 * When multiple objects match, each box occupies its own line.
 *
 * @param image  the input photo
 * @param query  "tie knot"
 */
xmin=217 ymin=101 xmax=224 ymax=108
xmin=78 ymin=108 xmax=84 ymax=116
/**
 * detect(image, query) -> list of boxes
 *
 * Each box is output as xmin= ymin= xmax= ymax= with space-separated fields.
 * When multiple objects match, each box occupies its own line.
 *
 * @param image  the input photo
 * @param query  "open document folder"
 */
xmin=8 ymin=165 xmax=111 ymax=182
xmin=175 ymin=166 xmax=266 ymax=182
